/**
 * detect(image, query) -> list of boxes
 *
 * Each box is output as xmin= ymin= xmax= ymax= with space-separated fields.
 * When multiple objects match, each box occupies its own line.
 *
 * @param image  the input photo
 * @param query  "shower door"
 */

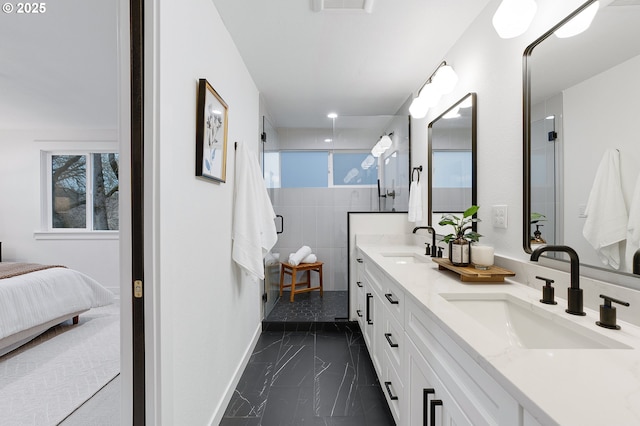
xmin=261 ymin=116 xmax=281 ymax=319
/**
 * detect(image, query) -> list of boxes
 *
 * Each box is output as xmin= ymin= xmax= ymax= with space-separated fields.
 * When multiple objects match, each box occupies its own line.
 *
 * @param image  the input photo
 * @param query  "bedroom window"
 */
xmin=49 ymin=153 xmax=119 ymax=231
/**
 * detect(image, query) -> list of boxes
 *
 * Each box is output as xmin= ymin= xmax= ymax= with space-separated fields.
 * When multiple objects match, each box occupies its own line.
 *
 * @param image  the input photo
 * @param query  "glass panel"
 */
xmin=264 ymin=151 xmax=281 ymax=189
xmin=93 ymin=153 xmax=119 ymax=230
xmin=333 ymin=152 xmax=378 ymax=186
xmin=280 ymin=151 xmax=328 ymax=188
xmin=52 ymin=154 xmax=86 ymax=228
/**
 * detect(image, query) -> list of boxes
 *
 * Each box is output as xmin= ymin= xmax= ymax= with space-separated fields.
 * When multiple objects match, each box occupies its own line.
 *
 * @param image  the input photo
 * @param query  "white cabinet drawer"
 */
xmin=381 ymin=348 xmax=403 ymax=424
xmin=380 ymin=275 xmax=405 ymax=326
xmin=379 ymin=306 xmax=404 ymax=382
xmin=406 ymin=297 xmax=508 ymax=426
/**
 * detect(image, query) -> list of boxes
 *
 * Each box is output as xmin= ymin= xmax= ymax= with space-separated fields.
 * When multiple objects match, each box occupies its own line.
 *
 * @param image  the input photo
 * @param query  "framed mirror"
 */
xmin=523 ymin=0 xmax=640 ymax=276
xmin=428 ymin=93 xmax=477 ymax=233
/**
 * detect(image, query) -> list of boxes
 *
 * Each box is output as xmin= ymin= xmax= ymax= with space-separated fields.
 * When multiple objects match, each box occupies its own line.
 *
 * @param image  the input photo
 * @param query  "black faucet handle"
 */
xmin=536 ymin=276 xmax=557 ymax=305
xmin=596 ymin=294 xmax=630 ymax=330
xmin=425 ymin=243 xmax=431 ymax=256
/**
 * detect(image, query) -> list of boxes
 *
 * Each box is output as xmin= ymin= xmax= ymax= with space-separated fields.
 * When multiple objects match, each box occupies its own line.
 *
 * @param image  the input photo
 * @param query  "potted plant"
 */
xmin=530 ymin=212 xmax=547 ymax=244
xmin=439 ymin=205 xmax=482 ymax=266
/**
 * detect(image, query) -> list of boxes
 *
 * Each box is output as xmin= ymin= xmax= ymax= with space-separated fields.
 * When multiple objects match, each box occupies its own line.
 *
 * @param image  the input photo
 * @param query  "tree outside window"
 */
xmin=51 ymin=153 xmax=119 ymax=230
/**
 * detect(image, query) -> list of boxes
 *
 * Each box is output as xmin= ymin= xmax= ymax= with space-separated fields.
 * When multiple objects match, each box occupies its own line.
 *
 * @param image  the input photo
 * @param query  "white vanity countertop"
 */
xmin=357 ymin=242 xmax=640 ymax=426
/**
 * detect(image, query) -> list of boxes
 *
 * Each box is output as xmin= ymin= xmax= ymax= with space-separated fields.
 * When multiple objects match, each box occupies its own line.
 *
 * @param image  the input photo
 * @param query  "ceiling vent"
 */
xmin=311 ymin=0 xmax=375 ymax=13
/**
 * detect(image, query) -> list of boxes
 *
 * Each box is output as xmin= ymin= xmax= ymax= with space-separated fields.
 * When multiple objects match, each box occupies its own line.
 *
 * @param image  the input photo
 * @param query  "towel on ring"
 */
xmin=408 ymin=180 xmax=423 ymax=222
xmin=232 ymin=143 xmax=278 ymax=280
xmin=582 ymin=149 xmax=628 ymax=270
xmin=288 ymin=246 xmax=312 ymax=266
xmin=625 ymin=173 xmax=640 ymax=270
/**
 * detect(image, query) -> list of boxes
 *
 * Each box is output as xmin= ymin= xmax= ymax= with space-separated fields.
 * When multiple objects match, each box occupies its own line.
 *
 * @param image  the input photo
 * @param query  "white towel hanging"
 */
xmin=582 ymin=149 xmax=628 ymax=270
xmin=232 ymin=142 xmax=278 ymax=280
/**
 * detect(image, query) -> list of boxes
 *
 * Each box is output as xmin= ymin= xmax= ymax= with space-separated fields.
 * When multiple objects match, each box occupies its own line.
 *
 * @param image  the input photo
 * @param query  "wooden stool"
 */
xmin=279 ymin=261 xmax=324 ymax=302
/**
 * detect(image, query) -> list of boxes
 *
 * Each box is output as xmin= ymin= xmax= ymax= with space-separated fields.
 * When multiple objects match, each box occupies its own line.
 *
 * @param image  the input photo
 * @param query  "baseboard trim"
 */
xmin=209 ymin=322 xmax=262 ymax=426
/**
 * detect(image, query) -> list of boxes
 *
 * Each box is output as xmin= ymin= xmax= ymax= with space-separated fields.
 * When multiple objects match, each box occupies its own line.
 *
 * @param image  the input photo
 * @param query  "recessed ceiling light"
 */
xmin=327 ymin=113 xmax=338 ymax=119
xmin=324 ymin=138 xmax=333 ymax=143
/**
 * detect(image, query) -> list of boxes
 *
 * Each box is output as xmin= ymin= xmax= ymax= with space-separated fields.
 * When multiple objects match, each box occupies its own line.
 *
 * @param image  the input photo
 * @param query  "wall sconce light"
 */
xmin=492 ymin=0 xmax=537 ymax=39
xmin=409 ymin=62 xmax=459 ymax=119
xmin=554 ymin=1 xmax=599 ymax=38
xmin=371 ymin=132 xmax=394 ymax=157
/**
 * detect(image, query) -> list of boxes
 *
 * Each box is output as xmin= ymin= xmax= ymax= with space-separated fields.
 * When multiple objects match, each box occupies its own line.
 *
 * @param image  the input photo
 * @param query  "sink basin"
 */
xmin=440 ymin=293 xmax=631 ymax=350
xmin=381 ymin=253 xmax=430 ymax=265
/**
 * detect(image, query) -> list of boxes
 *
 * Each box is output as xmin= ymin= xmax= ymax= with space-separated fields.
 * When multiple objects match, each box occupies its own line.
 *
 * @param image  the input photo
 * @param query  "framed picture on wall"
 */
xmin=196 ymin=78 xmax=228 ymax=183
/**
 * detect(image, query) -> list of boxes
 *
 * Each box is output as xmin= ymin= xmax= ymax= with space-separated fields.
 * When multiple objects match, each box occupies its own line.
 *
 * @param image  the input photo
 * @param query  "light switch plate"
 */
xmin=492 ymin=205 xmax=508 ymax=229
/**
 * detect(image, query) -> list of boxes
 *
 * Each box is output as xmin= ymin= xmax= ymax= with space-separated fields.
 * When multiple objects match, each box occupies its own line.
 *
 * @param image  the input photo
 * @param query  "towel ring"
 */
xmin=412 ymin=166 xmax=423 ymax=183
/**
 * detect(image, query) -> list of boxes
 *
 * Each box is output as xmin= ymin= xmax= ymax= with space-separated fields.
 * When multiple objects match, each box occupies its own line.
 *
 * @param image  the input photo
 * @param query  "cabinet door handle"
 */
xmin=366 ymin=293 xmax=373 ymax=325
xmin=384 ymin=332 xmax=398 ymax=348
xmin=357 ymin=281 xmax=363 ymax=288
xmin=384 ymin=381 xmax=398 ymax=401
xmin=356 ymin=258 xmax=363 ymax=263
xmin=430 ymin=399 xmax=443 ymax=425
xmin=385 ymin=293 xmax=399 ymax=305
xmin=423 ymin=388 xmax=434 ymax=426
xmin=356 ymin=309 xmax=363 ymax=318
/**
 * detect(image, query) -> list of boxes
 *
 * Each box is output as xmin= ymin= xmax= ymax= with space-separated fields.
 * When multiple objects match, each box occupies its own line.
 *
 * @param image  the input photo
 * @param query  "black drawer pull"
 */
xmin=385 ymin=293 xmax=399 ymax=305
xmin=366 ymin=293 xmax=373 ymax=325
xmin=384 ymin=332 xmax=398 ymax=348
xmin=356 ymin=281 xmax=363 ymax=288
xmin=356 ymin=309 xmax=363 ymax=318
xmin=430 ymin=399 xmax=443 ymax=425
xmin=384 ymin=381 xmax=398 ymax=401
xmin=423 ymin=389 xmax=434 ymax=426
xmin=356 ymin=258 xmax=363 ymax=263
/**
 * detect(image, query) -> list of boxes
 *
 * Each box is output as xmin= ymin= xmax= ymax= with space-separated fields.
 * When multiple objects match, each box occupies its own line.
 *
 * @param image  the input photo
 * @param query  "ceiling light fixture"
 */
xmin=327 ymin=112 xmax=338 ymax=119
xmin=554 ymin=1 xmax=599 ymax=38
xmin=409 ymin=61 xmax=459 ymax=119
xmin=492 ymin=0 xmax=537 ymax=39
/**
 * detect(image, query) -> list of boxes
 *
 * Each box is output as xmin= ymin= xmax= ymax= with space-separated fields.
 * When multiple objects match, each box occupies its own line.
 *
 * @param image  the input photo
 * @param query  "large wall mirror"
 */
xmin=428 ymin=93 xmax=477 ymax=233
xmin=523 ymin=0 xmax=640 ymax=277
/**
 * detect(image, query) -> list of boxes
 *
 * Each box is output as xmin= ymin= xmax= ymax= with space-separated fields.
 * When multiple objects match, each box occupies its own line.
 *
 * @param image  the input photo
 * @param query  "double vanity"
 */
xmin=352 ymin=237 xmax=640 ymax=426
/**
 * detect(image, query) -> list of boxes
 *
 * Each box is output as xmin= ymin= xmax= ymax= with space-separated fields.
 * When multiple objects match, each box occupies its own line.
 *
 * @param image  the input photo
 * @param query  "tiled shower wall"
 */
xmin=269 ymin=187 xmax=378 ymax=291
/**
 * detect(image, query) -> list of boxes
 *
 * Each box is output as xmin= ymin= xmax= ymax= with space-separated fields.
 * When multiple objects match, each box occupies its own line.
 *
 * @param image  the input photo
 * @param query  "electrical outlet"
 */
xmin=492 ymin=205 xmax=508 ymax=229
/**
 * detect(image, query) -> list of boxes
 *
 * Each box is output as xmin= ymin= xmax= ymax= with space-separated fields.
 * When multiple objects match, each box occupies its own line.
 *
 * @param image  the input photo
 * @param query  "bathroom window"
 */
xmin=432 ymin=150 xmax=472 ymax=212
xmin=332 ymin=152 xmax=377 ymax=186
xmin=267 ymin=151 xmax=378 ymax=188
xmin=46 ymin=152 xmax=119 ymax=231
xmin=280 ymin=151 xmax=329 ymax=188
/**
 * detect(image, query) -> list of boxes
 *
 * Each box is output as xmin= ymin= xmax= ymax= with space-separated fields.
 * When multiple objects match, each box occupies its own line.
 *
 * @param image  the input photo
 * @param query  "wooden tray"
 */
xmin=432 ymin=258 xmax=515 ymax=283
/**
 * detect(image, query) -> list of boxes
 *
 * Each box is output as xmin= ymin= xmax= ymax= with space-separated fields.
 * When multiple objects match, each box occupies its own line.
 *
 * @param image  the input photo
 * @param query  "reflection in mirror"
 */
xmin=428 ymin=93 xmax=477 ymax=235
xmin=524 ymin=0 xmax=640 ymax=276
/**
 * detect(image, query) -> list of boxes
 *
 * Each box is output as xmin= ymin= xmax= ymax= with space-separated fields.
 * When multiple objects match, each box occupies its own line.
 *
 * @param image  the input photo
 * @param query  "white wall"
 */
xmin=563 ymin=55 xmax=640 ymax=271
xmin=410 ymin=0 xmax=589 ymax=261
xmin=0 ymin=129 xmax=120 ymax=293
xmin=152 ymin=0 xmax=262 ymax=424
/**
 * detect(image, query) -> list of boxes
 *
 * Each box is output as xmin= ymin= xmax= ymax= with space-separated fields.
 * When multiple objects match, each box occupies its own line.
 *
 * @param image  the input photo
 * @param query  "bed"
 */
xmin=0 ymin=262 xmax=115 ymax=357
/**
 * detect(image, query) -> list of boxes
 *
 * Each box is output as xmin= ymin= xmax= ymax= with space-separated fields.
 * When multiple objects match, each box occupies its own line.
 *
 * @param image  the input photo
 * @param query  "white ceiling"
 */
xmin=211 ymin=0 xmax=492 ymax=129
xmin=0 ymin=0 xmax=118 ymax=130
xmin=0 ymin=0 xmax=492 ymax=131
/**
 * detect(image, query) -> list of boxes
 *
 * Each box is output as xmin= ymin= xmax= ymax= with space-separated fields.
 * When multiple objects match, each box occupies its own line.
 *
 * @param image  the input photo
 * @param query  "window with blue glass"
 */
xmin=280 ymin=151 xmax=329 ymax=188
xmin=333 ymin=152 xmax=377 ymax=186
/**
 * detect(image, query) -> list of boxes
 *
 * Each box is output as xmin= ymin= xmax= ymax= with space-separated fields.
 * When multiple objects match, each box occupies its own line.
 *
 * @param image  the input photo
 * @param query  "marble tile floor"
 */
xmin=220 ymin=325 xmax=395 ymax=426
xmin=264 ymin=291 xmax=349 ymax=323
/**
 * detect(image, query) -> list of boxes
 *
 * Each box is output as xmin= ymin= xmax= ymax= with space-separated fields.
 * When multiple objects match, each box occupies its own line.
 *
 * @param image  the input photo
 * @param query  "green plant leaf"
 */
xmin=463 ymin=205 xmax=479 ymax=218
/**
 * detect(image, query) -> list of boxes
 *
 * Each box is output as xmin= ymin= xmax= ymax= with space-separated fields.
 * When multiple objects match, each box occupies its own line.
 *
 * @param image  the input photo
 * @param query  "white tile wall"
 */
xmin=271 ymin=187 xmax=376 ymax=290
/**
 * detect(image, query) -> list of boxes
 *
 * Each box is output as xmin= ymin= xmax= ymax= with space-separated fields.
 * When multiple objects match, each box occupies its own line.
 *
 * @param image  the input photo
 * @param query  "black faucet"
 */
xmin=634 ymin=248 xmax=640 ymax=275
xmin=413 ymin=226 xmax=437 ymax=257
xmin=530 ymin=245 xmax=585 ymax=316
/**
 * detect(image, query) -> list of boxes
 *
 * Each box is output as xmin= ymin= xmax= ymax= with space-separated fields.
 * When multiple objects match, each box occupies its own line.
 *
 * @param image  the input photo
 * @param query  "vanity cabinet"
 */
xmin=355 ymin=248 xmax=537 ymax=426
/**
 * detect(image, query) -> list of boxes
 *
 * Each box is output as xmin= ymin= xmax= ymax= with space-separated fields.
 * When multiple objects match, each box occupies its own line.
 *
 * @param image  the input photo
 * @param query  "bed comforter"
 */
xmin=0 ymin=263 xmax=114 ymax=342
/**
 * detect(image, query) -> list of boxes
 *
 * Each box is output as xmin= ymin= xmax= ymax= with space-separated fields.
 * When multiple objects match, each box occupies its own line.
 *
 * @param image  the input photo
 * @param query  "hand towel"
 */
xmin=625 ymin=173 xmax=640 ymax=270
xmin=582 ymin=149 xmax=628 ymax=270
xmin=232 ymin=143 xmax=278 ymax=280
xmin=407 ymin=180 xmax=423 ymax=222
xmin=288 ymin=246 xmax=312 ymax=266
